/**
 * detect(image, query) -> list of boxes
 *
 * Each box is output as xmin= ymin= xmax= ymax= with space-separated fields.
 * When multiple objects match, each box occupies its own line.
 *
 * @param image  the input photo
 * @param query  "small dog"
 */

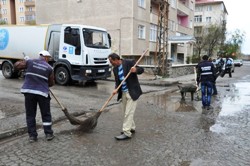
xmin=178 ymin=84 xmax=197 ymax=101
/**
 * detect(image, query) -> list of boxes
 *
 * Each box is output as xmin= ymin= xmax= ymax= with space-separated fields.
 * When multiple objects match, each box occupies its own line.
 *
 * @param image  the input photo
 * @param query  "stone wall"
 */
xmin=141 ymin=64 xmax=197 ymax=78
xmin=169 ymin=64 xmax=197 ymax=78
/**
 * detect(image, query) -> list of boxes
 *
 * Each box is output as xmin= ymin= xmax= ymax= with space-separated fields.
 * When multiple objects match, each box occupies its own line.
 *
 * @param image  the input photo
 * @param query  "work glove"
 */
xmin=24 ymin=55 xmax=30 ymax=60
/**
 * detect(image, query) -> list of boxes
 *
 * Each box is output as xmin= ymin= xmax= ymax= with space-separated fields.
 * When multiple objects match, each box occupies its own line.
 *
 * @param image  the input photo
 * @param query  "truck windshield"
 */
xmin=83 ymin=28 xmax=110 ymax=49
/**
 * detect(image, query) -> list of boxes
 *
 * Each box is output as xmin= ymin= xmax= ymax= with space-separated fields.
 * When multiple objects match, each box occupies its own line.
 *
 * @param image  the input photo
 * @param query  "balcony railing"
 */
xmin=177 ymin=24 xmax=193 ymax=35
xmin=25 ymin=19 xmax=36 ymax=24
xmin=24 ymin=1 xmax=35 ymax=6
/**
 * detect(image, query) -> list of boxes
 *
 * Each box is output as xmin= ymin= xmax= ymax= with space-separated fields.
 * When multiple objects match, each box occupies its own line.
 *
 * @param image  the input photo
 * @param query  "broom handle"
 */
xmin=98 ymin=49 xmax=149 ymax=112
xmin=194 ymin=67 xmax=197 ymax=85
xmin=49 ymin=89 xmax=66 ymax=110
xmin=194 ymin=67 xmax=199 ymax=92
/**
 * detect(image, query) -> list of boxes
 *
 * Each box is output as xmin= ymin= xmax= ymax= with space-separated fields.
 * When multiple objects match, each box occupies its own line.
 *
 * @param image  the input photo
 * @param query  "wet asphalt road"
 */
xmin=0 ymin=62 xmax=250 ymax=166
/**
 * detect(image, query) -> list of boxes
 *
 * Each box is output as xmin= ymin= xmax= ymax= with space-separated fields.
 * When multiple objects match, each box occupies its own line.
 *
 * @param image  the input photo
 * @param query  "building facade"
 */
xmin=194 ymin=0 xmax=228 ymax=56
xmin=0 ymin=0 xmax=36 ymax=25
xmin=168 ymin=0 xmax=195 ymax=64
xmin=35 ymin=0 xmax=195 ymax=65
xmin=1 ymin=0 xmax=196 ymax=66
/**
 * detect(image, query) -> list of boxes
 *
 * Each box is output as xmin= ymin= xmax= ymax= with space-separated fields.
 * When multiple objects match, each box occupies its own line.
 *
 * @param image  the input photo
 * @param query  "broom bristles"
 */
xmin=62 ymin=108 xmax=83 ymax=125
xmin=78 ymin=112 xmax=102 ymax=131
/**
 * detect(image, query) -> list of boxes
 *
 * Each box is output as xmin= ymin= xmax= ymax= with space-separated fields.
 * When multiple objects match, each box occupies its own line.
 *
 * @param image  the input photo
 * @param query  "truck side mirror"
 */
xmin=65 ymin=26 xmax=72 ymax=33
xmin=108 ymin=33 xmax=111 ymax=47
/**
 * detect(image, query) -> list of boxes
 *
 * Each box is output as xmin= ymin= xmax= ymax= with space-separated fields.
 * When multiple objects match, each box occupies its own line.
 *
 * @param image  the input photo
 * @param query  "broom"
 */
xmin=50 ymin=89 xmax=83 ymax=125
xmin=78 ymin=49 xmax=149 ymax=131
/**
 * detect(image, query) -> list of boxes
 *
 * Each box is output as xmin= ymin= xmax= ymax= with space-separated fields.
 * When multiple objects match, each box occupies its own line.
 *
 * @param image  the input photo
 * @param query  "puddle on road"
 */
xmin=143 ymin=82 xmax=250 ymax=134
xmin=210 ymin=82 xmax=250 ymax=133
xmin=219 ymin=82 xmax=250 ymax=116
xmin=145 ymin=90 xmax=198 ymax=112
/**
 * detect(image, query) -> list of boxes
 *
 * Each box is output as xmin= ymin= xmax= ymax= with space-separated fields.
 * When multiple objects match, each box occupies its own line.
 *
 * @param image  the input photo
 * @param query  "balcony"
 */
xmin=25 ymin=20 xmax=36 ymax=25
xmin=25 ymin=11 xmax=35 ymax=16
xmin=24 ymin=1 xmax=35 ymax=7
xmin=150 ymin=13 xmax=158 ymax=24
xmin=177 ymin=24 xmax=193 ymax=35
xmin=151 ymin=0 xmax=168 ymax=5
xmin=177 ymin=2 xmax=189 ymax=16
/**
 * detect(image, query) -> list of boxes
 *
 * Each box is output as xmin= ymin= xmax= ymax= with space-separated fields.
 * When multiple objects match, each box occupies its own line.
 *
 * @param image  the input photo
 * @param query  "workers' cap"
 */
xmin=39 ymin=50 xmax=51 ymax=57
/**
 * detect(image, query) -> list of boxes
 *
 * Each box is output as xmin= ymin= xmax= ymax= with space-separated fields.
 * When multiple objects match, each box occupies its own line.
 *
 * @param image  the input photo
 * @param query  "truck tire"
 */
xmin=1 ymin=61 xmax=17 ymax=79
xmin=55 ymin=66 xmax=70 ymax=85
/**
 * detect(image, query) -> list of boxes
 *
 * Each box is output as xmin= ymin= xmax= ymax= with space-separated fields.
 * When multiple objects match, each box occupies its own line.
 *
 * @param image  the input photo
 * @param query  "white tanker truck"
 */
xmin=0 ymin=24 xmax=112 ymax=85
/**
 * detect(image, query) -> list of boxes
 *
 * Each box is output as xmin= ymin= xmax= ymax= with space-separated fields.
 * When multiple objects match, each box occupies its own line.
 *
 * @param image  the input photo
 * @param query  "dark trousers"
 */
xmin=201 ymin=81 xmax=213 ymax=107
xmin=24 ymin=93 xmax=53 ymax=137
xmin=226 ymin=68 xmax=232 ymax=77
xmin=212 ymin=82 xmax=217 ymax=95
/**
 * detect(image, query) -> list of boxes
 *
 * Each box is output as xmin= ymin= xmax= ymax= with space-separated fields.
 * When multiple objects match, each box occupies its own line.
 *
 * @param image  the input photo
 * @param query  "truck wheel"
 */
xmin=55 ymin=67 xmax=70 ymax=85
xmin=2 ymin=62 xmax=15 ymax=79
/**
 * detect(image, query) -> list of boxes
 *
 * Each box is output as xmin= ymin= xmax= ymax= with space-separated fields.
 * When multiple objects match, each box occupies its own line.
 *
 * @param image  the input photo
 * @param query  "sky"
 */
xmin=222 ymin=0 xmax=250 ymax=54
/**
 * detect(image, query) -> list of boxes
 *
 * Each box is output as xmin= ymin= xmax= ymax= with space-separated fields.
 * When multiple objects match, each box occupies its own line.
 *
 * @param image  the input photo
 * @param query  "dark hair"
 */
xmin=108 ymin=53 xmax=120 ymax=60
xmin=202 ymin=55 xmax=209 ymax=60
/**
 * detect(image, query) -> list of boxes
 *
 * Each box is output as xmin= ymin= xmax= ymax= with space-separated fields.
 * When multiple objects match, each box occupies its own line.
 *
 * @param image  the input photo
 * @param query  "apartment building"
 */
xmin=35 ymin=0 xmax=195 ymax=65
xmin=194 ymin=0 xmax=228 ymax=55
xmin=168 ymin=0 xmax=195 ymax=64
xmin=0 ymin=0 xmax=36 ymax=25
xmin=0 ymin=0 xmax=195 ymax=65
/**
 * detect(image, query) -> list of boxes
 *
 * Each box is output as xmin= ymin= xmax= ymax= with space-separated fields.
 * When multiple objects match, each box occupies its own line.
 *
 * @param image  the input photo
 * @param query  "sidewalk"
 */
xmin=0 ymin=73 xmax=195 ymax=141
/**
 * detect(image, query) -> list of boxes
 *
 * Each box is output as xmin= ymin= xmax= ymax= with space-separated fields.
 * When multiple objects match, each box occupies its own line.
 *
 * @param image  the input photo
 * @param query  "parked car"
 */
xmin=234 ymin=59 xmax=243 ymax=67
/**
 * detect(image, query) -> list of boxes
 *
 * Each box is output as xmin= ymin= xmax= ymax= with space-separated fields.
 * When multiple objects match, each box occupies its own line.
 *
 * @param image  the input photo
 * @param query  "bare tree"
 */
xmin=194 ymin=24 xmax=226 ymax=58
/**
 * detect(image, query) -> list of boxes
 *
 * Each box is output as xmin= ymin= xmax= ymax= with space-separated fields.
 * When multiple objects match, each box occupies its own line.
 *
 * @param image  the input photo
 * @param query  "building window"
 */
xmin=150 ymin=24 xmax=157 ymax=42
xmin=189 ymin=20 xmax=193 ymax=28
xmin=2 ymin=9 xmax=7 ymax=15
xmin=194 ymin=27 xmax=202 ymax=35
xmin=28 ymin=7 xmax=33 ymax=11
xmin=206 ymin=17 xmax=211 ymax=23
xmin=195 ymin=6 xmax=202 ymax=12
xmin=138 ymin=0 xmax=145 ymax=8
xmin=19 ymin=0 xmax=24 ymax=3
xmin=138 ymin=25 xmax=145 ymax=39
xmin=3 ymin=18 xmax=7 ymax=22
xmin=194 ymin=15 xmax=202 ymax=22
xmin=169 ymin=20 xmax=175 ymax=31
xmin=170 ymin=0 xmax=176 ymax=8
xmin=20 ymin=17 xmax=25 ymax=22
xmin=207 ymin=5 xmax=212 ymax=11
xmin=19 ymin=7 xmax=24 ymax=12
xmin=2 ymin=0 xmax=7 ymax=5
xmin=26 ymin=15 xmax=35 ymax=21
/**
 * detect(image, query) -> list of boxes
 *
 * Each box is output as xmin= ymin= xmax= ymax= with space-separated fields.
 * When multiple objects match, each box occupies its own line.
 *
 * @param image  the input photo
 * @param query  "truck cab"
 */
xmin=46 ymin=24 xmax=112 ymax=85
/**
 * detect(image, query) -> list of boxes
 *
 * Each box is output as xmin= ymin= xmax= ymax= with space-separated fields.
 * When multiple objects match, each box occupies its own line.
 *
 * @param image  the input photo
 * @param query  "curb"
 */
xmin=0 ymin=111 xmax=87 ymax=141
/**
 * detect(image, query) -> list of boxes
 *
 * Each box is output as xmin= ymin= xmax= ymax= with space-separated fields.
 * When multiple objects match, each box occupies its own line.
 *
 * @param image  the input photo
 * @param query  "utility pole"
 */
xmin=154 ymin=0 xmax=170 ymax=77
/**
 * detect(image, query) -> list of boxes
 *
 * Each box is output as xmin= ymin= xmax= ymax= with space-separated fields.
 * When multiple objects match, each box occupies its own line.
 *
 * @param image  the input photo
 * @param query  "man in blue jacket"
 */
xmin=196 ymin=55 xmax=216 ymax=111
xmin=108 ymin=53 xmax=144 ymax=140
